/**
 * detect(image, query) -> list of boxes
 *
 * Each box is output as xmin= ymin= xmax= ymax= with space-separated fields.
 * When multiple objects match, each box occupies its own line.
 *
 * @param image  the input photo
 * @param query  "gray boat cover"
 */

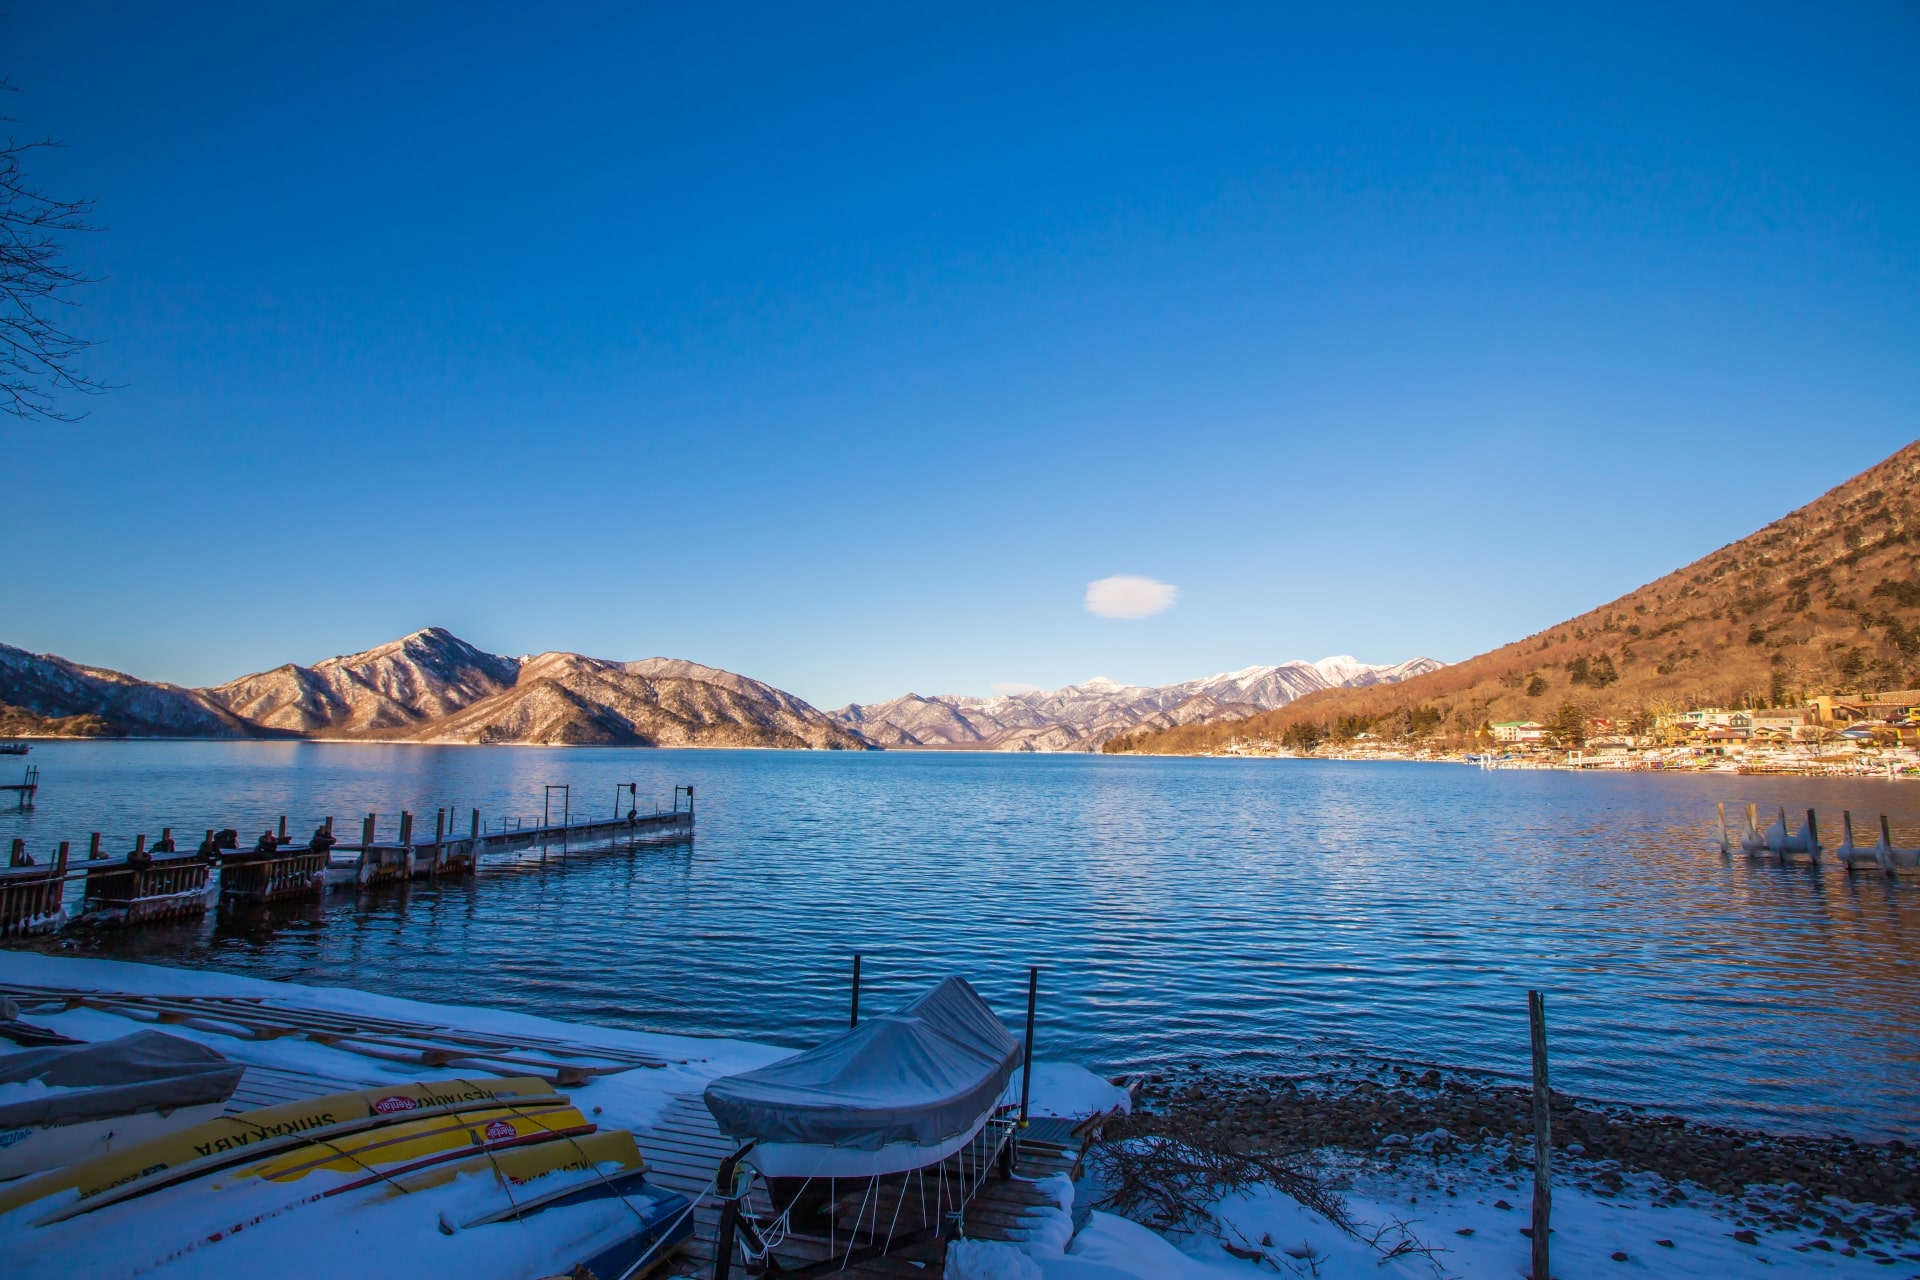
xmin=0 ymin=1031 xmax=244 ymax=1129
xmin=704 ymin=977 xmax=1021 ymax=1152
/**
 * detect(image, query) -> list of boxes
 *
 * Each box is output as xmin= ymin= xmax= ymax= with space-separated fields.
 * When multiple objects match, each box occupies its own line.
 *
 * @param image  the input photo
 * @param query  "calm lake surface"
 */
xmin=3 ymin=743 xmax=1918 ymax=1140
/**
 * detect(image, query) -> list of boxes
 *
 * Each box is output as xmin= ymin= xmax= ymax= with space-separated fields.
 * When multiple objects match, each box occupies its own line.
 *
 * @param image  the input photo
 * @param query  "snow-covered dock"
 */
xmin=0 ymin=957 xmax=1108 ymax=1280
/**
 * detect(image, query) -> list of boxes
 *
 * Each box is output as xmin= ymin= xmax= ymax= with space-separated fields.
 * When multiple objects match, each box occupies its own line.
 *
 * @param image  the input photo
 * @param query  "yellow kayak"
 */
xmin=377 ymin=1127 xmax=643 ymax=1200
xmin=219 ymin=1102 xmax=590 ymax=1187
xmin=3 ymin=1076 xmax=556 ymax=1221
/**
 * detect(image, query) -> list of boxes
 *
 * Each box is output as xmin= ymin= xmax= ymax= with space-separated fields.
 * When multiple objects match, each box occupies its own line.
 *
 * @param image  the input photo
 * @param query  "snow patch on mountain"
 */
xmin=830 ymin=656 xmax=1446 ymax=752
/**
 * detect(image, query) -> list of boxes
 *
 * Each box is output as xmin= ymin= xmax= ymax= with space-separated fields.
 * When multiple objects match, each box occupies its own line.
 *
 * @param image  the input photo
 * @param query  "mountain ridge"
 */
xmin=0 ymin=628 xmax=867 ymax=749
xmin=1106 ymin=439 xmax=1920 ymax=754
xmin=831 ymin=655 xmax=1445 ymax=752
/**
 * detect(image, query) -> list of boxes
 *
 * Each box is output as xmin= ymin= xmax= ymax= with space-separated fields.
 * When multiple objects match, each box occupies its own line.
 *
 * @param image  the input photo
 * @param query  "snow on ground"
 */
xmin=0 ymin=954 xmax=790 ymax=1280
xmin=11 ymin=956 xmax=1912 ymax=1279
xmin=1000 ymin=1156 xmax=1920 ymax=1280
xmin=1024 ymin=1063 xmax=1131 ymax=1120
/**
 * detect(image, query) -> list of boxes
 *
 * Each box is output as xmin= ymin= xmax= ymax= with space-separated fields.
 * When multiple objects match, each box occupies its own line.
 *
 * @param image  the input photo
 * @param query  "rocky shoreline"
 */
xmin=1124 ymin=1062 xmax=1919 ymax=1256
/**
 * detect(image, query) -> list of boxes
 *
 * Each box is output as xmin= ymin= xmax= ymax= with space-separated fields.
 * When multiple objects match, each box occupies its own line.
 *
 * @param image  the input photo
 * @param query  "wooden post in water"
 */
xmin=849 ymin=953 xmax=862 ymax=1027
xmin=1528 ymin=990 xmax=1552 ymax=1280
xmin=1807 ymin=810 xmax=1818 ymax=859
xmin=89 ymin=833 xmax=101 ymax=860
xmin=134 ymin=834 xmax=146 ymax=856
xmin=470 ymin=808 xmax=480 ymax=840
xmin=278 ymin=815 xmax=287 ymax=842
xmin=56 ymin=842 xmax=69 ymax=875
xmin=399 ymin=811 xmax=413 ymax=846
xmin=1020 ymin=966 xmax=1039 ymax=1129
xmin=432 ymin=809 xmax=445 ymax=876
xmin=363 ymin=813 xmax=376 ymax=847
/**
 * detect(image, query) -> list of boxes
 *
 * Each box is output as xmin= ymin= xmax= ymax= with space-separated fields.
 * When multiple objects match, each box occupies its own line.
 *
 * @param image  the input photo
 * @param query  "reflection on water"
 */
xmin=3 ymin=743 xmax=1918 ymax=1139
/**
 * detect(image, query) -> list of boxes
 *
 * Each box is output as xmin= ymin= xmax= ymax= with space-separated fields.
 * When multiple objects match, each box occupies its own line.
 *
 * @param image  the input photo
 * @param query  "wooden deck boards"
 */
xmin=634 ymin=1094 xmax=1082 ymax=1279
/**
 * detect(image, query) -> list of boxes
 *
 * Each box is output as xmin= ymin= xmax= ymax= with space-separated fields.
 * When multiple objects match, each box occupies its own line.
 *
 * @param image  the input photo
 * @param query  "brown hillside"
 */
xmin=1109 ymin=440 xmax=1920 ymax=754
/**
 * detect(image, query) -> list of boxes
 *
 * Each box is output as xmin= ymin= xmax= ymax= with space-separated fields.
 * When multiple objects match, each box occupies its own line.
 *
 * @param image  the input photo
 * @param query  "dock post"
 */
xmin=433 ymin=809 xmax=445 ymax=876
xmin=1528 ymin=990 xmax=1552 ymax=1280
xmin=134 ymin=834 xmax=147 ymax=855
xmin=325 ymin=816 xmax=334 ymax=837
xmin=89 ymin=833 xmax=101 ymax=860
xmin=363 ymin=813 xmax=376 ymax=847
xmin=56 ymin=842 xmax=69 ymax=875
xmin=278 ymin=815 xmax=287 ymax=842
xmin=850 ymin=953 xmax=862 ymax=1027
xmin=1019 ymin=967 xmax=1038 ymax=1129
xmin=1807 ymin=810 xmax=1819 ymax=860
xmin=471 ymin=808 xmax=480 ymax=840
xmin=7 ymin=838 xmax=22 ymax=867
xmin=399 ymin=811 xmax=413 ymax=846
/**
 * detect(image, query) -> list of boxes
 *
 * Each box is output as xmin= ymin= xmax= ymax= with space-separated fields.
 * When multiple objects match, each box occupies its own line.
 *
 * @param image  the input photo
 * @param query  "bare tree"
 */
xmin=2 ymin=81 xmax=105 ymax=422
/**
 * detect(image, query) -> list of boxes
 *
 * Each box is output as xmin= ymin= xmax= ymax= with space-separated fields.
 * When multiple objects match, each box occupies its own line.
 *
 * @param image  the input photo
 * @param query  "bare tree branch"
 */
xmin=2 ymin=79 xmax=108 ymax=422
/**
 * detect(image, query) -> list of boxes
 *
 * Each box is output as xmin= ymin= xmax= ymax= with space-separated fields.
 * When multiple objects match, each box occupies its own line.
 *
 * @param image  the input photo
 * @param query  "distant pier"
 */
xmin=0 ymin=783 xmax=694 ymax=937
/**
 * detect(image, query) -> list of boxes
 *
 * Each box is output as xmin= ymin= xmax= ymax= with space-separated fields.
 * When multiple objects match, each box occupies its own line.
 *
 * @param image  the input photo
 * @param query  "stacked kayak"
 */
xmin=0 ymin=1031 xmax=244 ymax=1181
xmin=0 ymin=1074 xmax=692 ymax=1278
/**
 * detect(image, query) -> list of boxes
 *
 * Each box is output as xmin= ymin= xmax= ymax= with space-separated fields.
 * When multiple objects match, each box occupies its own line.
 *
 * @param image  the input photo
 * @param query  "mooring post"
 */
xmin=399 ymin=811 xmax=413 ymax=846
xmin=850 ymin=953 xmax=862 ymax=1027
xmin=278 ymin=815 xmax=287 ymax=842
xmin=134 ymin=834 xmax=147 ymax=856
xmin=1807 ymin=809 xmax=1818 ymax=855
xmin=363 ymin=813 xmax=376 ymax=846
xmin=432 ymin=809 xmax=446 ymax=876
xmin=1528 ymin=990 xmax=1552 ymax=1280
xmin=1020 ymin=966 xmax=1039 ymax=1128
xmin=471 ymin=808 xmax=480 ymax=840
xmin=325 ymin=816 xmax=334 ymax=837
xmin=88 ymin=833 xmax=100 ymax=860
xmin=56 ymin=842 xmax=69 ymax=875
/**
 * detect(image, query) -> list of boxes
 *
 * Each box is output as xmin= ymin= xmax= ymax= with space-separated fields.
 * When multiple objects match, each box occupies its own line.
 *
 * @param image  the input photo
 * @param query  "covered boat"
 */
xmin=703 ymin=976 xmax=1021 ymax=1179
xmin=0 ymin=1030 xmax=245 ymax=1181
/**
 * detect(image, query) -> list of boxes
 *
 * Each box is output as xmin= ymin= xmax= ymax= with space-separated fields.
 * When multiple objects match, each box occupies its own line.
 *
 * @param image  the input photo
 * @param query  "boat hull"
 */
xmin=745 ymin=1108 xmax=993 ymax=1179
xmin=0 ymin=1101 xmax=227 ymax=1183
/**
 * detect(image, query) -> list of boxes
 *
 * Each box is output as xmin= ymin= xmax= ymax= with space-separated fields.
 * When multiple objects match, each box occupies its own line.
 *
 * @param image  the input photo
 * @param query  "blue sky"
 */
xmin=7 ymin=3 xmax=1917 ymax=709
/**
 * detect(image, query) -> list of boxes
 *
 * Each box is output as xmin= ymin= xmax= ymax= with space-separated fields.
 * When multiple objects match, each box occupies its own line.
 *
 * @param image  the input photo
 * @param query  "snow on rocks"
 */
xmin=1024 ymin=1062 xmax=1131 ymax=1120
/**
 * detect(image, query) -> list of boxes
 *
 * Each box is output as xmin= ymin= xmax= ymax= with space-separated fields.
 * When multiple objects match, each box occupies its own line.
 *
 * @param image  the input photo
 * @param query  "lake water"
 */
xmin=3 ymin=743 xmax=1918 ymax=1140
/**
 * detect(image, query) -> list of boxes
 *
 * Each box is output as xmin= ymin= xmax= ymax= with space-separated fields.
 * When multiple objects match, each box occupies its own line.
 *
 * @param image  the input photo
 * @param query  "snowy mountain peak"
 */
xmin=831 ymin=654 xmax=1445 ymax=752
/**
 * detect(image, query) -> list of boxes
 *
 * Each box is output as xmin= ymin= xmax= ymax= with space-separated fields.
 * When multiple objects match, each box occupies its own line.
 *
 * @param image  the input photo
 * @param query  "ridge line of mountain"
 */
xmin=1104 ymin=438 xmax=1920 ymax=756
xmin=0 ymin=631 xmax=1444 ymax=752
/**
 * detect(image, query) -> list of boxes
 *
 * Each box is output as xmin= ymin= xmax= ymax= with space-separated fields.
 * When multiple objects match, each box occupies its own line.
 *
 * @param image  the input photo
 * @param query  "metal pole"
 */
xmin=1019 ymin=966 xmax=1038 ymax=1128
xmin=1528 ymin=990 xmax=1552 ymax=1280
xmin=850 ymin=953 xmax=862 ymax=1027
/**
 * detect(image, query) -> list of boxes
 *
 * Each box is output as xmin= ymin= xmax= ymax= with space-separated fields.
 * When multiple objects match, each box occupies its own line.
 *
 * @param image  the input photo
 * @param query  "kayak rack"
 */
xmin=0 ymin=985 xmax=680 ymax=1086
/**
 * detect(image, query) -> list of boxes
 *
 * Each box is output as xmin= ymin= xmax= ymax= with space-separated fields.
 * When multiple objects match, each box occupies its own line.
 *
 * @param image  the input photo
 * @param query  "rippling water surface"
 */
xmin=3 ymin=743 xmax=1918 ymax=1139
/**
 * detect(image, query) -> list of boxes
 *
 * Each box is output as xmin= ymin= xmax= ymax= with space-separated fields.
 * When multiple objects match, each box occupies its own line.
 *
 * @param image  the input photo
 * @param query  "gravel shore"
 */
xmin=1126 ymin=1062 xmax=1920 ymax=1258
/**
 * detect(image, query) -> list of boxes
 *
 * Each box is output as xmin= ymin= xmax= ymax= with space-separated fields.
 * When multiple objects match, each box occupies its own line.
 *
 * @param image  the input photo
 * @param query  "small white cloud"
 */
xmin=992 ymin=682 xmax=1040 ymax=696
xmin=1085 ymin=575 xmax=1179 ymax=619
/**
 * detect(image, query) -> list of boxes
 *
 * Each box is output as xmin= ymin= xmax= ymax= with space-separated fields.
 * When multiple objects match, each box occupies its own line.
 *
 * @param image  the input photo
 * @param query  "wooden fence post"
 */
xmin=1529 ymin=990 xmax=1552 ymax=1280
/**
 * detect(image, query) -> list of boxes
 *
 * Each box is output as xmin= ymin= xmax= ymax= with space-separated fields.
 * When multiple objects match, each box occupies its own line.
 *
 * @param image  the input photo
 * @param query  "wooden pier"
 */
xmin=0 ymin=848 xmax=67 ymax=938
xmin=80 ymin=854 xmax=213 ymax=925
xmin=0 ymin=784 xmax=696 ymax=935
xmin=1 ymin=765 xmax=37 ymax=810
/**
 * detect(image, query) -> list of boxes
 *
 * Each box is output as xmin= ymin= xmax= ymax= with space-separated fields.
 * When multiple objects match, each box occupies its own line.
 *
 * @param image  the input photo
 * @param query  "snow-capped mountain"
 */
xmin=829 ymin=655 xmax=1446 ymax=752
xmin=3 ymin=629 xmax=869 ymax=749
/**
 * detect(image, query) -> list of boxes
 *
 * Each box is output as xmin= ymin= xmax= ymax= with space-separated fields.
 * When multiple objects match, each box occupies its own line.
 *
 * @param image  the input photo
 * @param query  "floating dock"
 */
xmin=0 ymin=784 xmax=695 ymax=935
